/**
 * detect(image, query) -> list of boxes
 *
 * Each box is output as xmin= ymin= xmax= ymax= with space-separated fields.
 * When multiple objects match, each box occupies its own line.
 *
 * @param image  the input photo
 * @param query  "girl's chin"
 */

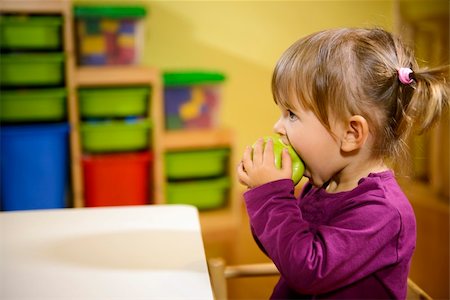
xmin=304 ymin=173 xmax=322 ymax=187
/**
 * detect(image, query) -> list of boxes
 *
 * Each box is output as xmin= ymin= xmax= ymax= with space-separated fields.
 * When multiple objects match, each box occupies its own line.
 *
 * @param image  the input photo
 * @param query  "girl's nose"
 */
xmin=273 ymin=117 xmax=285 ymax=135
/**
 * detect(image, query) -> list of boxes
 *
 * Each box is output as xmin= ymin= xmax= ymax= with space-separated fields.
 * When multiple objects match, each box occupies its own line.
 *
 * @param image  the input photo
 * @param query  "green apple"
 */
xmin=254 ymin=135 xmax=305 ymax=185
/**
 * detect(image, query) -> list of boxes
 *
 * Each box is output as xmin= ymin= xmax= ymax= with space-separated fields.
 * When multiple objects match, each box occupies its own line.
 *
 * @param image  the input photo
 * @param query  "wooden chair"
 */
xmin=407 ymin=278 xmax=433 ymax=300
xmin=208 ymin=258 xmax=279 ymax=300
xmin=208 ymin=258 xmax=432 ymax=300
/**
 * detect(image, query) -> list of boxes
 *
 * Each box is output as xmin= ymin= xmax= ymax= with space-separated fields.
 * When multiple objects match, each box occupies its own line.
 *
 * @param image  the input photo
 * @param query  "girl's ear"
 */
xmin=341 ymin=115 xmax=369 ymax=152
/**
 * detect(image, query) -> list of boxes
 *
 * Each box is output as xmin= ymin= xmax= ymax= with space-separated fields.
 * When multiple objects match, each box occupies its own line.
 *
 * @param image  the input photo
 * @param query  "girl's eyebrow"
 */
xmin=281 ymin=101 xmax=296 ymax=112
xmin=286 ymin=104 xmax=302 ymax=115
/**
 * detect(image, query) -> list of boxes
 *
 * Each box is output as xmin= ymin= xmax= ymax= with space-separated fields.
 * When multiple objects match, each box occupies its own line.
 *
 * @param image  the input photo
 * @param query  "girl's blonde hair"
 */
xmin=272 ymin=28 xmax=449 ymax=164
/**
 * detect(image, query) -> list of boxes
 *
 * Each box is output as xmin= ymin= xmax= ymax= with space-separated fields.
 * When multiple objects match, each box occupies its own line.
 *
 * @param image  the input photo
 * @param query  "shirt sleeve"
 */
xmin=244 ymin=179 xmax=401 ymax=294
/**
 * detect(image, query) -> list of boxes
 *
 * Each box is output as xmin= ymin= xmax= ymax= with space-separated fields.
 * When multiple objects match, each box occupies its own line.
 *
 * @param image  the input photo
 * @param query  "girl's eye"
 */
xmin=287 ymin=110 xmax=298 ymax=121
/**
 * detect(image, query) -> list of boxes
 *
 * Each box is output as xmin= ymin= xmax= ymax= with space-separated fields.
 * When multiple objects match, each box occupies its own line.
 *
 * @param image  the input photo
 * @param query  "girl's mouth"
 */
xmin=280 ymin=136 xmax=290 ymax=146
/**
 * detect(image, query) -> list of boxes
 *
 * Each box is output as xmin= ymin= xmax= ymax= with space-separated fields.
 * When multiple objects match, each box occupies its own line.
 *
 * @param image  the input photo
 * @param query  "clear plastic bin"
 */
xmin=74 ymin=5 xmax=147 ymax=65
xmin=163 ymin=72 xmax=226 ymax=130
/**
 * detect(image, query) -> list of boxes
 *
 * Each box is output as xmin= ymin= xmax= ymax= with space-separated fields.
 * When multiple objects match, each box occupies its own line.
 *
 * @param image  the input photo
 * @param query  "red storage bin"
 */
xmin=82 ymin=152 xmax=151 ymax=207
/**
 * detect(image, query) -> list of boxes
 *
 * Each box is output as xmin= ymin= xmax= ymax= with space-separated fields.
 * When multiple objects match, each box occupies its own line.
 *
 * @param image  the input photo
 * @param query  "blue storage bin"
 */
xmin=0 ymin=123 xmax=70 ymax=211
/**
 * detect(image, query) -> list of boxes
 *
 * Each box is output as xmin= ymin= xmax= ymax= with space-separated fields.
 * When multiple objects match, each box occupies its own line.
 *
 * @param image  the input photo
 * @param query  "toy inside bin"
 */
xmin=74 ymin=5 xmax=147 ymax=65
xmin=163 ymin=72 xmax=226 ymax=130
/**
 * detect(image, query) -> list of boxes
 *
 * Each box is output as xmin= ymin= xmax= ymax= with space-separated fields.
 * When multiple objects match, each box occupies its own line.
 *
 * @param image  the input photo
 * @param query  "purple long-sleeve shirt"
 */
xmin=244 ymin=171 xmax=416 ymax=299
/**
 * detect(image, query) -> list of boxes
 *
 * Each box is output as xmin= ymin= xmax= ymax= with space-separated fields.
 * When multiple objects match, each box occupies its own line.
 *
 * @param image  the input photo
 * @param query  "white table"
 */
xmin=0 ymin=205 xmax=214 ymax=300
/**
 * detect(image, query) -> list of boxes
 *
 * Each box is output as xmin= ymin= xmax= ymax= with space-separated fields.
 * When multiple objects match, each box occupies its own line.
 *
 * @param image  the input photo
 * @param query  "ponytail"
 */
xmin=390 ymin=65 xmax=448 ymax=168
xmin=410 ymin=66 xmax=449 ymax=134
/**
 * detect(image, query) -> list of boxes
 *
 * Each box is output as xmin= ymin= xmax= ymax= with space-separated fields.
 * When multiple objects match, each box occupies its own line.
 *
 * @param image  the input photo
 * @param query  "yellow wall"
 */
xmin=143 ymin=0 xmax=394 ymax=164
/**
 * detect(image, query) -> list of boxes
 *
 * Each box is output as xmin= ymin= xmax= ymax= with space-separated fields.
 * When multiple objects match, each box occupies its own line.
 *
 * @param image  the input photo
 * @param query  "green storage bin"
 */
xmin=0 ymin=16 xmax=62 ymax=49
xmin=81 ymin=120 xmax=151 ymax=152
xmin=0 ymin=89 xmax=66 ymax=122
xmin=166 ymin=177 xmax=230 ymax=210
xmin=79 ymin=87 xmax=149 ymax=117
xmin=165 ymin=149 xmax=229 ymax=179
xmin=0 ymin=53 xmax=65 ymax=86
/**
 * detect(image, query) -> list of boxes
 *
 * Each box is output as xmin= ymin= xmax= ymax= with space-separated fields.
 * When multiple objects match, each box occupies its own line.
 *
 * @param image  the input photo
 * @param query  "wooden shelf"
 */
xmin=163 ymin=128 xmax=234 ymax=151
xmin=76 ymin=66 xmax=160 ymax=87
xmin=0 ymin=0 xmax=69 ymax=13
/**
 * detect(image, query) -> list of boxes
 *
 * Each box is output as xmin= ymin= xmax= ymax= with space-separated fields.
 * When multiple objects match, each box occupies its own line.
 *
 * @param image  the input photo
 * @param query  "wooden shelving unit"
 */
xmin=0 ymin=0 xmax=82 ymax=208
xmin=0 ymin=0 xmax=240 ymax=239
xmin=73 ymin=66 xmax=164 ymax=208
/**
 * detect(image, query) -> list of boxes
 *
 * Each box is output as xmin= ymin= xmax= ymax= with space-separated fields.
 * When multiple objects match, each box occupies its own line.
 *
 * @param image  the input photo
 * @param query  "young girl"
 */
xmin=237 ymin=28 xmax=448 ymax=299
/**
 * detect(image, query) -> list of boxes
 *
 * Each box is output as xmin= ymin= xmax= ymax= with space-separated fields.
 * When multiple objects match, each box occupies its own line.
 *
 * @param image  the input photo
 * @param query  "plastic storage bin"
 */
xmin=0 ymin=123 xmax=69 ymax=211
xmin=0 ymin=89 xmax=66 ymax=122
xmin=74 ymin=5 xmax=147 ymax=65
xmin=166 ymin=177 xmax=229 ymax=210
xmin=82 ymin=152 xmax=151 ymax=207
xmin=163 ymin=71 xmax=225 ymax=130
xmin=165 ymin=148 xmax=229 ymax=179
xmin=0 ymin=15 xmax=62 ymax=50
xmin=81 ymin=120 xmax=151 ymax=152
xmin=79 ymin=87 xmax=149 ymax=117
xmin=0 ymin=53 xmax=65 ymax=86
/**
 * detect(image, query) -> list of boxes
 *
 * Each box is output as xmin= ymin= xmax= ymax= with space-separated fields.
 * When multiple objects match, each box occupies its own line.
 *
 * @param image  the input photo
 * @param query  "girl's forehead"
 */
xmin=279 ymin=92 xmax=309 ymax=111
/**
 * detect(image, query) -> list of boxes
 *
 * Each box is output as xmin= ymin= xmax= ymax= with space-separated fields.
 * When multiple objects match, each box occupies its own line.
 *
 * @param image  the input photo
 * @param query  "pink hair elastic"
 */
xmin=398 ymin=67 xmax=414 ymax=85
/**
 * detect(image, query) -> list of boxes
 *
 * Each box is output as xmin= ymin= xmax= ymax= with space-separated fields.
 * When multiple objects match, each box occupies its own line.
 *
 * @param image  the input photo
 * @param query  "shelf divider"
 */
xmin=76 ymin=66 xmax=160 ymax=87
xmin=164 ymin=128 xmax=234 ymax=151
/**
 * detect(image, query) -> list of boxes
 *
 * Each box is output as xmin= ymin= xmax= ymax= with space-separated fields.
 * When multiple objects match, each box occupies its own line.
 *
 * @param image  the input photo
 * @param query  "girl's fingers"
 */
xmin=242 ymin=146 xmax=253 ymax=172
xmin=263 ymin=138 xmax=275 ymax=165
xmin=252 ymin=138 xmax=264 ymax=164
xmin=237 ymin=161 xmax=250 ymax=187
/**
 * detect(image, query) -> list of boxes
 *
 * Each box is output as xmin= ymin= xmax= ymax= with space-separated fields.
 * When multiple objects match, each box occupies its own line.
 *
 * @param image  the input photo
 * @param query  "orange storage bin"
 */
xmin=82 ymin=152 xmax=151 ymax=207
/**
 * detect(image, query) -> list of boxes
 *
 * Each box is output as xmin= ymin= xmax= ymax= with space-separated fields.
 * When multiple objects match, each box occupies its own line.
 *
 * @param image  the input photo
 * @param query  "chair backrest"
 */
xmin=208 ymin=258 xmax=280 ymax=300
xmin=208 ymin=258 xmax=228 ymax=300
xmin=406 ymin=278 xmax=433 ymax=300
xmin=208 ymin=258 xmax=433 ymax=300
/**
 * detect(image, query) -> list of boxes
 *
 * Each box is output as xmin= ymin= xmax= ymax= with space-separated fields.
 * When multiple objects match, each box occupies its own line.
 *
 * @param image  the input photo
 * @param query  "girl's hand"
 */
xmin=237 ymin=138 xmax=293 ymax=189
